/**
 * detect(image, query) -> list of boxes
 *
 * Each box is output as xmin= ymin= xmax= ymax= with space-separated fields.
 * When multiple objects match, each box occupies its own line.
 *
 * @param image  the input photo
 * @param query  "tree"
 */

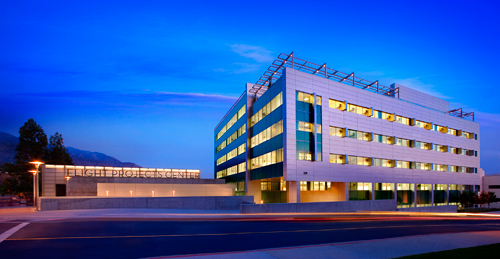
xmin=459 ymin=191 xmax=475 ymax=208
xmin=487 ymin=192 xmax=497 ymax=207
xmin=0 ymin=119 xmax=48 ymax=198
xmin=0 ymin=177 xmax=20 ymax=206
xmin=44 ymin=132 xmax=73 ymax=165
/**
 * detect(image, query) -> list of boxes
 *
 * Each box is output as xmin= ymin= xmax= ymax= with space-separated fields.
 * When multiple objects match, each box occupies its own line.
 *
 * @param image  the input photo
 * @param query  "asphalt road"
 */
xmin=1 ymin=218 xmax=500 ymax=259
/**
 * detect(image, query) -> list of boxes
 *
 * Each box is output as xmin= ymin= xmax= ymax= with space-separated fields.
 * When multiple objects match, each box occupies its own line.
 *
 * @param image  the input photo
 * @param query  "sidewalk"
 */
xmin=148 ymin=230 xmax=500 ymax=259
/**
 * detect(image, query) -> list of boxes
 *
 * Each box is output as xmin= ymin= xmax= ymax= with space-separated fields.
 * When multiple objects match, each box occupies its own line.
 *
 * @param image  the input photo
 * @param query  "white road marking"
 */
xmin=0 ymin=222 xmax=29 ymax=243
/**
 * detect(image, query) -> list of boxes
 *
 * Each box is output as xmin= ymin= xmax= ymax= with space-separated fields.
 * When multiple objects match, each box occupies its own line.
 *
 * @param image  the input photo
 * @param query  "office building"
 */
xmin=214 ymin=53 xmax=482 ymax=207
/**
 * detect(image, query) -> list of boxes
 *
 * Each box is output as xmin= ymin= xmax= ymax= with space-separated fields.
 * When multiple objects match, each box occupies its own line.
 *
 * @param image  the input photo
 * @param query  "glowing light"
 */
xmin=260 ymin=200 xmax=264 ymax=204
xmin=152 ymin=191 xmax=155 ymax=197
xmin=29 ymin=170 xmax=37 ymax=175
xmin=64 ymin=176 xmax=71 ymax=181
xmin=29 ymin=161 xmax=45 ymax=166
xmin=172 ymin=190 xmax=175 ymax=197
xmin=106 ymin=191 xmax=109 ymax=197
xmin=130 ymin=190 xmax=133 ymax=196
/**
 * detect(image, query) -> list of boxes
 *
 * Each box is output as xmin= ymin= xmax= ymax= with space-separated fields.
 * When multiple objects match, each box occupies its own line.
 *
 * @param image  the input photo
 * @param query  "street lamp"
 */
xmin=65 ymin=176 xmax=71 ymax=196
xmin=28 ymin=170 xmax=37 ymax=208
xmin=29 ymin=161 xmax=44 ymax=209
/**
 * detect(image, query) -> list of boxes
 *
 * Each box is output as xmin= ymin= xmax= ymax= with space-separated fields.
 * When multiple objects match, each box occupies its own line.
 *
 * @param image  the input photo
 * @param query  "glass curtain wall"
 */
xmin=296 ymin=91 xmax=322 ymax=161
xmin=416 ymin=184 xmax=432 ymax=207
xmin=434 ymin=184 xmax=447 ymax=206
xmin=375 ymin=183 xmax=394 ymax=200
xmin=397 ymin=183 xmax=414 ymax=208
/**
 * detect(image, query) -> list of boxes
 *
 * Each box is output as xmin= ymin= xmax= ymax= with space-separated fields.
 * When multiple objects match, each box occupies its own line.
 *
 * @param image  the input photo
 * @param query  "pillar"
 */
xmin=246 ymin=179 xmax=262 ymax=204
xmin=286 ymin=181 xmax=300 ymax=203
xmin=413 ymin=183 xmax=417 ymax=207
xmin=446 ymin=184 xmax=449 ymax=205
xmin=372 ymin=182 xmax=376 ymax=200
xmin=394 ymin=183 xmax=398 ymax=202
xmin=430 ymin=184 xmax=434 ymax=206
xmin=345 ymin=182 xmax=350 ymax=201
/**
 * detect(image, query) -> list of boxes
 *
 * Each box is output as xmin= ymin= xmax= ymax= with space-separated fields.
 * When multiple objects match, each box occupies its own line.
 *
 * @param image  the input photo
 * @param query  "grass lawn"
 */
xmin=397 ymin=243 xmax=500 ymax=258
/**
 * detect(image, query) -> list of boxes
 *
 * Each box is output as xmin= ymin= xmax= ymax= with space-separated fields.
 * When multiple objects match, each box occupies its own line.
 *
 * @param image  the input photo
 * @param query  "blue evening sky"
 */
xmin=1 ymin=1 xmax=499 ymax=178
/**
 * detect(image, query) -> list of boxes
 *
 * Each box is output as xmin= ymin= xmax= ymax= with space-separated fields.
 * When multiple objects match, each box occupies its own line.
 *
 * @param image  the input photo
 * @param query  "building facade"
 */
xmin=214 ymin=53 xmax=482 ymax=208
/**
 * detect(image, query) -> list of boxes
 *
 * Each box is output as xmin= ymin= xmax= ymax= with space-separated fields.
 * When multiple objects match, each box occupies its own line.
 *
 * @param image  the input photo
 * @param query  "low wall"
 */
xmin=397 ymin=205 xmax=457 ymax=213
xmin=38 ymin=196 xmax=254 ymax=211
xmin=67 ymin=176 xmax=226 ymax=196
xmin=241 ymin=200 xmax=397 ymax=214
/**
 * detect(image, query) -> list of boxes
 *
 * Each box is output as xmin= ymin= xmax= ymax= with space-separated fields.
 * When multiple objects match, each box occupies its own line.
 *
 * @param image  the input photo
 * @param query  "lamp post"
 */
xmin=29 ymin=161 xmax=44 ymax=210
xmin=28 ymin=170 xmax=37 ymax=208
xmin=65 ymin=176 xmax=71 ymax=196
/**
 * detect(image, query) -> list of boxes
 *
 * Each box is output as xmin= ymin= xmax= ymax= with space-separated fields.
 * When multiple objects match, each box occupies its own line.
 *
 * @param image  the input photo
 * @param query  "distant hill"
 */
xmin=0 ymin=132 xmax=140 ymax=168
xmin=67 ymin=147 xmax=140 ymax=167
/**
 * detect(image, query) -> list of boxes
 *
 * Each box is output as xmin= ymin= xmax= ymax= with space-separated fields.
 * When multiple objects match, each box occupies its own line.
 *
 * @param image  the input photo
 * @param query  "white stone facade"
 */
xmin=282 ymin=67 xmax=481 ymax=193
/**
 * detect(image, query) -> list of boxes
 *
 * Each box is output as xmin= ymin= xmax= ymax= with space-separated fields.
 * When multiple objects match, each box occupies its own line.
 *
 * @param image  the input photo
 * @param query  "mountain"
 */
xmin=67 ymin=147 xmax=140 ymax=167
xmin=0 ymin=132 xmax=140 ymax=167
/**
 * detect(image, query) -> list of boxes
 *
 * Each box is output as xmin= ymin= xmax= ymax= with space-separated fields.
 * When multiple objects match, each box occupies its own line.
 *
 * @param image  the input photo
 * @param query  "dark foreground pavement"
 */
xmin=1 ymin=217 xmax=500 ymax=259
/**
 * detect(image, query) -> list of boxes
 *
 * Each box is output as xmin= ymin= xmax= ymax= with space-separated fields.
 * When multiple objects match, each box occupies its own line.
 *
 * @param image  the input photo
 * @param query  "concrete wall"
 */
xmin=97 ymin=183 xmax=234 ymax=197
xmin=38 ymin=196 xmax=254 ymax=211
xmin=483 ymin=174 xmax=500 ymax=198
xmin=67 ymin=176 xmax=226 ymax=196
xmin=398 ymin=205 xmax=457 ymax=213
xmin=241 ymin=200 xmax=396 ymax=213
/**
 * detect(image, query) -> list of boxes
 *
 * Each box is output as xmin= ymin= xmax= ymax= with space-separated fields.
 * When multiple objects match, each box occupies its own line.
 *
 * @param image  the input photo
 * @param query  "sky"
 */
xmin=1 ymin=1 xmax=499 ymax=178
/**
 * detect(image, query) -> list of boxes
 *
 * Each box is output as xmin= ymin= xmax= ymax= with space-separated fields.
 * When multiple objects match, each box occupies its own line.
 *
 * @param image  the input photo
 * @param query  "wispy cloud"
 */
xmin=229 ymin=44 xmax=274 ymax=63
xmin=232 ymin=63 xmax=262 ymax=74
xmin=14 ymin=90 xmax=239 ymax=107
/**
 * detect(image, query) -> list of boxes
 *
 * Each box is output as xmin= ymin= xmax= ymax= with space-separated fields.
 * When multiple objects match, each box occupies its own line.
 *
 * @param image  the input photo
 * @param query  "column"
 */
xmin=247 ymin=180 xmax=262 ymax=204
xmin=394 ymin=183 xmax=398 ymax=202
xmin=431 ymin=184 xmax=434 ymax=206
xmin=446 ymin=184 xmax=449 ymax=205
xmin=286 ymin=181 xmax=300 ymax=203
xmin=345 ymin=182 xmax=350 ymax=201
xmin=413 ymin=183 xmax=417 ymax=207
xmin=372 ymin=182 xmax=376 ymax=200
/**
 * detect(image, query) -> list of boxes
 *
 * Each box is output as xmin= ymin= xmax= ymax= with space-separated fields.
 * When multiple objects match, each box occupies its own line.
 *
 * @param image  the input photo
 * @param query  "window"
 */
xmin=297 ymin=151 xmax=312 ymax=161
xmin=396 ymin=160 xmax=411 ymax=169
xmin=250 ymin=92 xmax=283 ymax=127
xmin=251 ymin=120 xmax=283 ymax=148
xmin=373 ymin=110 xmax=393 ymax=120
xmin=347 ymin=104 xmax=371 ymax=116
xmin=226 ymin=131 xmax=238 ymax=146
xmin=449 ymin=165 xmax=461 ymax=172
xmin=216 ymin=155 xmax=226 ymax=166
xmin=415 ymin=141 xmax=431 ymax=150
xmin=415 ymin=162 xmax=432 ymax=170
xmin=250 ymin=148 xmax=283 ymax=169
xmin=329 ymin=99 xmax=345 ymax=110
xmin=434 ymin=164 xmax=447 ymax=171
xmin=215 ymin=105 xmax=246 ymax=141
xmin=329 ymin=126 xmax=344 ymax=137
xmin=238 ymin=124 xmax=246 ymax=136
xmin=238 ymin=143 xmax=246 ymax=155
xmin=415 ymin=120 xmax=431 ymax=130
xmin=347 ymin=129 xmax=371 ymax=141
xmin=373 ymin=158 xmax=394 ymax=167
xmin=349 ymin=182 xmax=371 ymax=191
xmin=297 ymin=121 xmax=314 ymax=132
xmin=329 ymin=154 xmax=345 ymax=164
xmin=461 ymin=131 xmax=473 ymax=139
xmin=449 ymin=147 xmax=458 ymax=154
xmin=216 ymin=162 xmax=246 ymax=178
xmin=433 ymin=144 xmax=447 ymax=152
xmin=447 ymin=128 xmax=457 ymax=136
xmin=432 ymin=124 xmax=447 ymax=133
xmin=300 ymin=181 xmax=308 ymax=191
xmin=373 ymin=134 xmax=394 ymax=144
xmin=395 ymin=115 xmax=410 ymax=125
xmin=348 ymin=156 xmax=371 ymax=166
xmin=396 ymin=138 xmax=411 ymax=147
xmin=216 ymin=141 xmax=226 ymax=153
xmin=397 ymin=183 xmax=412 ymax=191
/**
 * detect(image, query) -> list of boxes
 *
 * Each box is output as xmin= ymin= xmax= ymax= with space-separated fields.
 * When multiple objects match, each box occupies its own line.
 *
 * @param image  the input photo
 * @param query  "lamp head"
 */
xmin=28 ymin=170 xmax=38 ymax=175
xmin=29 ymin=161 xmax=45 ymax=167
